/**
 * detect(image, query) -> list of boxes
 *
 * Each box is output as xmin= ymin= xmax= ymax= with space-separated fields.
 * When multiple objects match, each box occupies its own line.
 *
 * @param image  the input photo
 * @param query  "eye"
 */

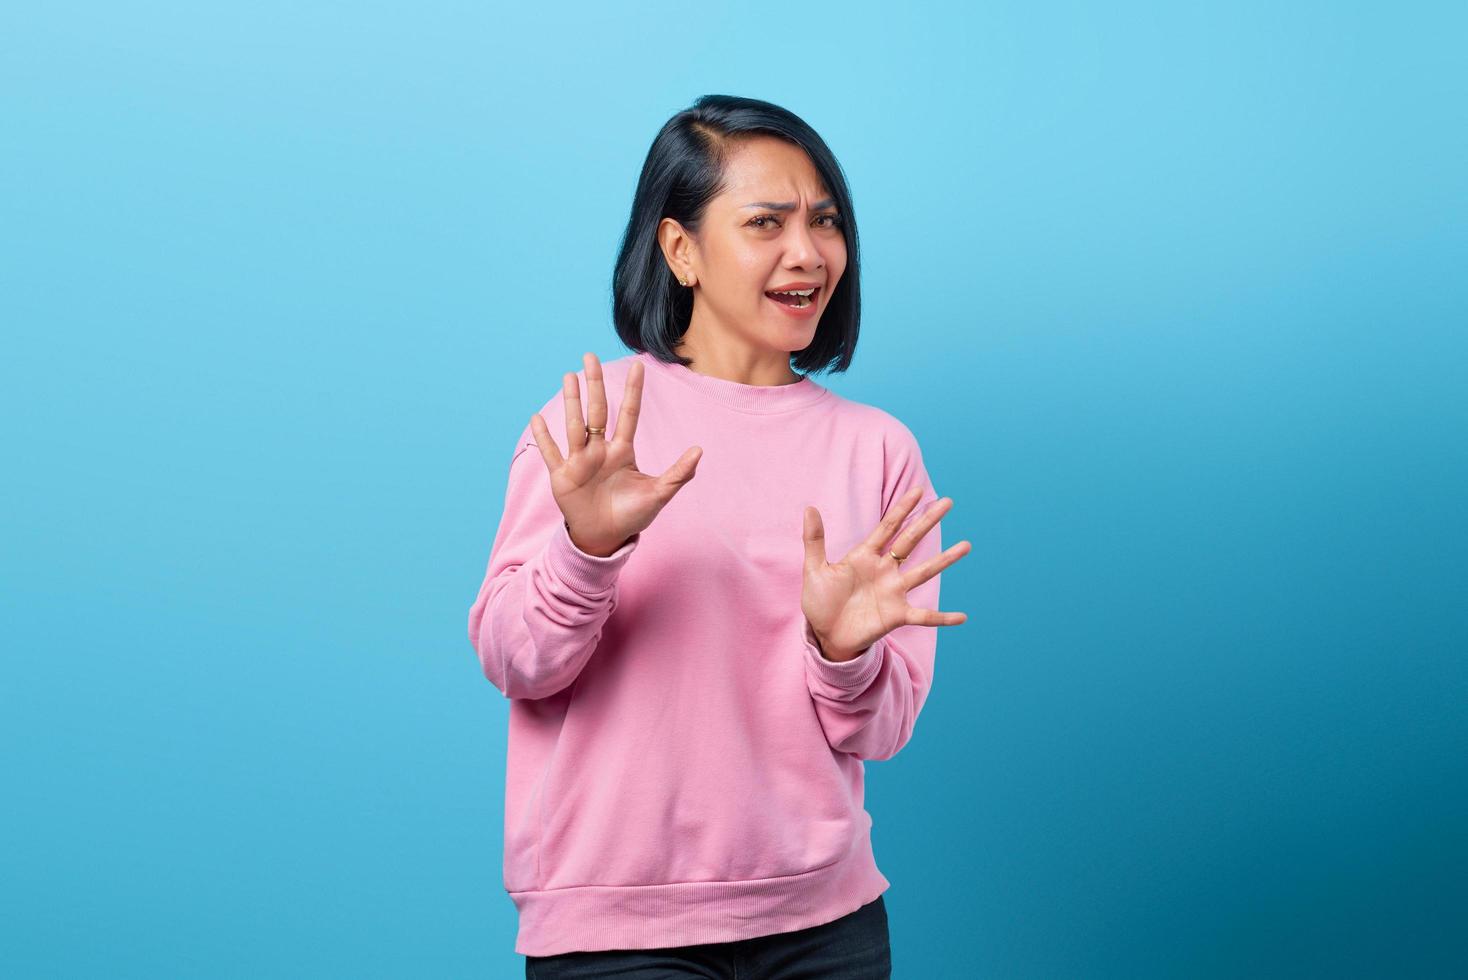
xmin=748 ymin=213 xmax=843 ymax=229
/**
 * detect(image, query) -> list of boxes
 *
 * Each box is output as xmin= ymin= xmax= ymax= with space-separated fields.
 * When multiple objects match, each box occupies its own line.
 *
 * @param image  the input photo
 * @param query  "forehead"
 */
xmin=714 ymin=137 xmax=830 ymax=203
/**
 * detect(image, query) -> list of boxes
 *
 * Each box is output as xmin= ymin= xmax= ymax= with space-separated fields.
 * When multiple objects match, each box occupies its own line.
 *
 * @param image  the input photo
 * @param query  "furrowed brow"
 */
xmin=741 ymin=197 xmax=837 ymax=211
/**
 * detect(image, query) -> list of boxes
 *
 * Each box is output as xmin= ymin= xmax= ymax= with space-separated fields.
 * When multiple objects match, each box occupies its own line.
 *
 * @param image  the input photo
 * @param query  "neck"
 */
xmin=673 ymin=325 xmax=802 ymax=387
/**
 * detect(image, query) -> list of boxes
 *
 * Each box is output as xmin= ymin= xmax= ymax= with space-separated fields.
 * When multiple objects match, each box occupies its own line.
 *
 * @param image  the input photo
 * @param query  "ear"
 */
xmin=656 ymin=216 xmax=696 ymax=283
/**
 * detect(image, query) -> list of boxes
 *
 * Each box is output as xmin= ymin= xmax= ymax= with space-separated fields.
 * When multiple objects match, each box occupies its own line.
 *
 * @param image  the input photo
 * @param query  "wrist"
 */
xmin=565 ymin=519 xmax=628 ymax=558
xmin=808 ymin=622 xmax=863 ymax=663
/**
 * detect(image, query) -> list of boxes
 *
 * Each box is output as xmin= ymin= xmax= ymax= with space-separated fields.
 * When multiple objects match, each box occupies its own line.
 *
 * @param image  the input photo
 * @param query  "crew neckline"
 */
xmin=635 ymin=350 xmax=831 ymax=415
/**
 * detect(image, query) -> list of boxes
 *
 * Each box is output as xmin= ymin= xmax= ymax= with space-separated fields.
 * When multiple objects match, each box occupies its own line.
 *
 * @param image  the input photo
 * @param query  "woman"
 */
xmin=467 ymin=94 xmax=971 ymax=979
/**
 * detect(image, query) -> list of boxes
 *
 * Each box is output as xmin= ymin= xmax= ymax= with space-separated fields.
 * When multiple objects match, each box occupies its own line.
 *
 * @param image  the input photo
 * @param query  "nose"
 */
xmin=783 ymin=216 xmax=824 ymax=270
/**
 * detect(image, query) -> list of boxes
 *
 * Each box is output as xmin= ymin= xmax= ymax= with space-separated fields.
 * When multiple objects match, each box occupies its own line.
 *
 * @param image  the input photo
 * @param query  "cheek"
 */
xmin=732 ymin=252 xmax=773 ymax=295
xmin=700 ymin=248 xmax=757 ymax=301
xmin=823 ymin=242 xmax=848 ymax=282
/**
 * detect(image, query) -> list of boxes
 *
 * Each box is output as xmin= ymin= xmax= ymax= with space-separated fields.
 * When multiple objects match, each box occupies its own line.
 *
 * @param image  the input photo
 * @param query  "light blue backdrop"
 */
xmin=4 ymin=1 xmax=1464 ymax=976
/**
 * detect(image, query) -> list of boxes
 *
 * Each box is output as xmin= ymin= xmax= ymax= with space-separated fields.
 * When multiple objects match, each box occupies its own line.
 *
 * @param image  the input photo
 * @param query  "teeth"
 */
xmin=769 ymin=288 xmax=815 ymax=296
xmin=770 ymin=293 xmax=811 ymax=308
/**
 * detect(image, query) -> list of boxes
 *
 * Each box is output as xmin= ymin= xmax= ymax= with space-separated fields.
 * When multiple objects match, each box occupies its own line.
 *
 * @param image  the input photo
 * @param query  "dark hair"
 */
xmin=611 ymin=94 xmax=861 ymax=376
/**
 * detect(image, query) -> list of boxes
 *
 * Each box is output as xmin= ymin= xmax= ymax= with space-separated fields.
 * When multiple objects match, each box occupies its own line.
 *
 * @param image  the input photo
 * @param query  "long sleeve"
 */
xmin=486 ymin=351 xmax=960 ymax=955
xmin=800 ymin=424 xmax=942 ymax=761
xmin=467 ymin=438 xmax=639 ymax=701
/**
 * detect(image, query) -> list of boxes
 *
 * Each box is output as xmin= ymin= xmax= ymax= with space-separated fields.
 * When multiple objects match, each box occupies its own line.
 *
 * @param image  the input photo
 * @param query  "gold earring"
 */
xmin=678 ymin=275 xmax=689 ymax=286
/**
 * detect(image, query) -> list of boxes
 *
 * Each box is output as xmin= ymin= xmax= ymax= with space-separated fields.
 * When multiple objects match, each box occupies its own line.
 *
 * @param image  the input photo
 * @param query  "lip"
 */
xmin=764 ymin=284 xmax=822 ymax=318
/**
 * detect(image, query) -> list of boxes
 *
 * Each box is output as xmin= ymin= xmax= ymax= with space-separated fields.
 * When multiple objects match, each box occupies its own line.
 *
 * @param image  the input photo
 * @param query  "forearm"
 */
xmin=469 ymin=519 xmax=638 ymax=700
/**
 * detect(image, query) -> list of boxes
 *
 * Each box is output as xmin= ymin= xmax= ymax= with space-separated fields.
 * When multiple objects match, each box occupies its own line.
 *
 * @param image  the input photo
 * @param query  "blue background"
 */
xmin=4 ymin=1 xmax=1465 ymax=976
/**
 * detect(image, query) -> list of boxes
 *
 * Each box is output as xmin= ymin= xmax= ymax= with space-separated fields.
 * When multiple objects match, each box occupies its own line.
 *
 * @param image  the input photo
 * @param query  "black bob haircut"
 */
xmin=611 ymin=94 xmax=861 ymax=377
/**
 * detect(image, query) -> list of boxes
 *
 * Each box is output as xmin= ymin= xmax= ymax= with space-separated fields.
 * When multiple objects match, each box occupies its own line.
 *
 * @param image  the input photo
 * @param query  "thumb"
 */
xmin=802 ymin=505 xmax=828 ymax=571
xmin=657 ymin=445 xmax=702 ymax=495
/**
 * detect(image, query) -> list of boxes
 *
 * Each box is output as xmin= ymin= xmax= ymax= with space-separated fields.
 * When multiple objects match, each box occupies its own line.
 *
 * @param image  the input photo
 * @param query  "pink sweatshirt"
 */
xmin=466 ymin=349 xmax=943 ymax=956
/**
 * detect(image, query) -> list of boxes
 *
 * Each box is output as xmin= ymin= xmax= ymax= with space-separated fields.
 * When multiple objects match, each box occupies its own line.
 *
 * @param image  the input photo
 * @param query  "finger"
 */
xmin=655 ymin=444 xmax=702 ymax=495
xmin=887 ymin=495 xmax=953 ymax=562
xmin=529 ymin=412 xmax=564 ymax=470
xmin=900 ymin=539 xmax=972 ymax=592
xmin=562 ymin=370 xmax=585 ymax=453
xmin=860 ymin=485 xmax=924 ymax=554
xmin=803 ymin=505 xmax=829 ymax=571
xmin=611 ymin=359 xmax=643 ymax=449
xmin=584 ymin=352 xmax=607 ymax=438
xmin=903 ymin=606 xmax=969 ymax=627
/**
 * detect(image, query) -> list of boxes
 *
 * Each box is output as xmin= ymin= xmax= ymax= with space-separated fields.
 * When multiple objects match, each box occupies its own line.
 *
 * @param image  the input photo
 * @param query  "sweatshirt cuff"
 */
xmin=802 ymin=619 xmax=884 ymax=696
xmin=544 ymin=520 xmax=639 ymax=595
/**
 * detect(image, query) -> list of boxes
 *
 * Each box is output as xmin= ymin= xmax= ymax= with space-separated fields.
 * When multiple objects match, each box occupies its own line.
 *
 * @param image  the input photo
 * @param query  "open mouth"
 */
xmin=764 ymin=286 xmax=820 ymax=309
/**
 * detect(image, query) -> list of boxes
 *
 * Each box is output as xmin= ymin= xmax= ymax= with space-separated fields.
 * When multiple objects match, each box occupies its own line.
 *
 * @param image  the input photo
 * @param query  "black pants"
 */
xmin=524 ymin=894 xmax=891 ymax=979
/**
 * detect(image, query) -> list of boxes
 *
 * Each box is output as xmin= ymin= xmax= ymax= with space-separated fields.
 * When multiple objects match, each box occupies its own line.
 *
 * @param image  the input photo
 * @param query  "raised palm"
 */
xmin=529 ymin=352 xmax=702 ymax=557
xmin=801 ymin=486 xmax=971 ymax=661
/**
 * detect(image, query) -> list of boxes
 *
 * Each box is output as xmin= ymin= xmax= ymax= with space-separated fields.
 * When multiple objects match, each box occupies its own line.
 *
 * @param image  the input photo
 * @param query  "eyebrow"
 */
xmin=741 ymin=197 xmax=837 ymax=211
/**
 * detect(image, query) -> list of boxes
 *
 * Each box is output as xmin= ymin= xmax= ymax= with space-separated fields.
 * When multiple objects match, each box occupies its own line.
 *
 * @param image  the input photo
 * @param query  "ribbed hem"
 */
xmin=802 ymin=619 xmax=885 ymax=698
xmin=636 ymin=351 xmax=832 ymax=415
xmin=543 ymin=519 xmax=639 ymax=593
xmin=510 ymin=830 xmax=890 ymax=956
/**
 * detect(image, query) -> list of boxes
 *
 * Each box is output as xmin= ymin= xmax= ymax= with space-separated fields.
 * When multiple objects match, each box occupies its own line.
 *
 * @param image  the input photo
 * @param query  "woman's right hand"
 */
xmin=529 ymin=352 xmax=702 ymax=557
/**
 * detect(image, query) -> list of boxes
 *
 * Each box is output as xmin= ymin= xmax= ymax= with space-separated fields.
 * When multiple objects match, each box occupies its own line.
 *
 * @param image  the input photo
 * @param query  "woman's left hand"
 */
xmin=801 ymin=486 xmax=972 ymax=662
